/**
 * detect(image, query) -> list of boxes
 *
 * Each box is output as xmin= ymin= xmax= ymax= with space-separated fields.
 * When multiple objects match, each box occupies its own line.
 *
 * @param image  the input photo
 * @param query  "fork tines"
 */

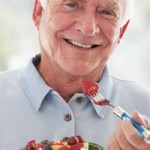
xmin=87 ymin=90 xmax=105 ymax=103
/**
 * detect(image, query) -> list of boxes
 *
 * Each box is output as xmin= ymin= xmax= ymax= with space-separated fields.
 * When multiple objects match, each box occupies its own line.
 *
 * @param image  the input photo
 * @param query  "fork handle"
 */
xmin=113 ymin=106 xmax=150 ymax=143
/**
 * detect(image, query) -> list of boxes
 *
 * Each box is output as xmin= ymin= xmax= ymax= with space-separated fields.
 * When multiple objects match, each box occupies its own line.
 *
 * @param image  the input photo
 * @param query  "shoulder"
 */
xmin=0 ymin=69 xmax=20 ymax=77
xmin=109 ymin=74 xmax=150 ymax=114
xmin=0 ymin=69 xmax=21 ymax=80
xmin=0 ymin=69 xmax=22 ymax=90
xmin=110 ymin=74 xmax=150 ymax=94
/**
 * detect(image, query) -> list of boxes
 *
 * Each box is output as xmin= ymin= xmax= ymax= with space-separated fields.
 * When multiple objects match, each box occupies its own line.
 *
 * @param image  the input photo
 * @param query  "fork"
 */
xmin=87 ymin=89 xmax=150 ymax=143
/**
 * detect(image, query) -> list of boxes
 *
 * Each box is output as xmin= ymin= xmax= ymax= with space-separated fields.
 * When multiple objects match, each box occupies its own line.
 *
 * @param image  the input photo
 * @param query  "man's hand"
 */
xmin=107 ymin=111 xmax=150 ymax=150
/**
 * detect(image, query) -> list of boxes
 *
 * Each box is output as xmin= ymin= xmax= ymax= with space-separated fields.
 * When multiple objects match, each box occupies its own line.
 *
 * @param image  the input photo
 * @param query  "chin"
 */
xmin=65 ymin=66 xmax=94 ymax=77
xmin=59 ymin=60 xmax=98 ymax=76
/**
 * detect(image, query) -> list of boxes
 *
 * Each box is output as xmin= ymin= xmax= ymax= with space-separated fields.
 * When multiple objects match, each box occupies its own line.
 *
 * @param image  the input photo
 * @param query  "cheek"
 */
xmin=41 ymin=14 xmax=74 ymax=48
xmin=49 ymin=13 xmax=75 ymax=32
xmin=39 ymin=16 xmax=58 ymax=51
xmin=44 ymin=14 xmax=76 ymax=50
xmin=106 ymin=28 xmax=120 ymax=43
xmin=100 ymin=21 xmax=121 ymax=43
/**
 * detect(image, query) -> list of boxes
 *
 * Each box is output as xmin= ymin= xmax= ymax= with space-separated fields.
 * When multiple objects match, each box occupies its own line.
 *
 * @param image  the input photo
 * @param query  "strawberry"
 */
xmin=68 ymin=137 xmax=77 ymax=145
xmin=70 ymin=143 xmax=84 ymax=150
xmin=25 ymin=145 xmax=35 ymax=150
xmin=58 ymin=145 xmax=70 ymax=150
xmin=35 ymin=144 xmax=45 ymax=150
xmin=26 ymin=140 xmax=36 ymax=150
xmin=81 ymin=80 xmax=99 ymax=96
xmin=75 ymin=136 xmax=83 ymax=143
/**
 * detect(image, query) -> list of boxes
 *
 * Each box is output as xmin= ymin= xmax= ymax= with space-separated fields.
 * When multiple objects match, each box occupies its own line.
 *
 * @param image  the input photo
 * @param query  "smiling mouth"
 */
xmin=65 ymin=39 xmax=99 ymax=49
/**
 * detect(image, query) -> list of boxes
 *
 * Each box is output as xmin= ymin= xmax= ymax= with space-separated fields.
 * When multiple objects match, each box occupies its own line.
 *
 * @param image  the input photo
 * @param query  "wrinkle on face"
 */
xmin=38 ymin=0 xmax=125 ymax=79
xmin=101 ymin=2 xmax=121 ymax=19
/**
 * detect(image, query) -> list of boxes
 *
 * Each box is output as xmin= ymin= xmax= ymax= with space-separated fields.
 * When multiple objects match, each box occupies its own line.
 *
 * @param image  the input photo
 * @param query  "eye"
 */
xmin=98 ymin=9 xmax=118 ymax=20
xmin=65 ymin=2 xmax=77 ymax=8
xmin=101 ymin=10 xmax=113 ymax=15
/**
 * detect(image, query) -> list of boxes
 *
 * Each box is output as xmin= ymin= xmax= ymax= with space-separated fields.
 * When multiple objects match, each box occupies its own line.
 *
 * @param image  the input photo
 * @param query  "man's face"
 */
xmin=37 ymin=0 xmax=125 ymax=76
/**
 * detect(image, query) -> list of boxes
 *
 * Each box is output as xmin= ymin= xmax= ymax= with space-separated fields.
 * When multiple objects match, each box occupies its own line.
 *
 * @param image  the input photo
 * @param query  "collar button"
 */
xmin=76 ymin=97 xmax=84 ymax=104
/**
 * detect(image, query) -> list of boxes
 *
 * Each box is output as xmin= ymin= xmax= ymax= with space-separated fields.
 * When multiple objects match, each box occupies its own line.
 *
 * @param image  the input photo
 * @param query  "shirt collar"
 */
xmin=19 ymin=54 xmax=113 ymax=117
xmin=19 ymin=54 xmax=51 ymax=111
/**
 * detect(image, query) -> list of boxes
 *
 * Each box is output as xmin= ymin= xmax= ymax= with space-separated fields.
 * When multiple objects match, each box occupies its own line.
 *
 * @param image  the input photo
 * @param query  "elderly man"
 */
xmin=0 ymin=0 xmax=150 ymax=149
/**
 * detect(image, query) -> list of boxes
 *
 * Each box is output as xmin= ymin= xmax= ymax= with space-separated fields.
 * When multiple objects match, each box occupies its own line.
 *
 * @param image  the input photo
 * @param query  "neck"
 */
xmin=36 ymin=57 xmax=104 ymax=102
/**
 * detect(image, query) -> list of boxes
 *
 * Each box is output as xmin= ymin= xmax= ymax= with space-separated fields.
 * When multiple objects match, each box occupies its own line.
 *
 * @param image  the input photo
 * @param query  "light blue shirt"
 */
xmin=0 ymin=54 xmax=150 ymax=150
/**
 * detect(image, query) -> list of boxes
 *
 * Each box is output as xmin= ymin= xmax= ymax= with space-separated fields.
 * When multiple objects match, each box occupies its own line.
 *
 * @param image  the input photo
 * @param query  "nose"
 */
xmin=75 ymin=13 xmax=100 ymax=36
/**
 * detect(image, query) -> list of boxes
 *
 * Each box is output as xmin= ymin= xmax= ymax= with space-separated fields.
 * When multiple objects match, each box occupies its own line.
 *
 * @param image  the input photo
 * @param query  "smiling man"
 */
xmin=33 ymin=0 xmax=127 ymax=99
xmin=0 ymin=0 xmax=150 ymax=149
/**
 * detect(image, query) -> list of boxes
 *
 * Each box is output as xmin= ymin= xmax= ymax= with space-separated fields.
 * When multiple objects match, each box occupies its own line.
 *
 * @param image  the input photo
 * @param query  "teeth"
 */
xmin=67 ymin=39 xmax=93 ymax=48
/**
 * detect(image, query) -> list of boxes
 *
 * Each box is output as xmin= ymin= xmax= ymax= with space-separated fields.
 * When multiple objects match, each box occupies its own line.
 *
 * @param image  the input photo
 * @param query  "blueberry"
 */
xmin=93 ymin=146 xmax=100 ymax=150
xmin=41 ymin=140 xmax=49 ymax=144
xmin=44 ymin=144 xmax=52 ymax=150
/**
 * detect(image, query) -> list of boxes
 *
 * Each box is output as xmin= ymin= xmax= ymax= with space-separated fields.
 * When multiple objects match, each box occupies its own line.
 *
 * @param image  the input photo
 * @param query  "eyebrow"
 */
xmin=102 ymin=2 xmax=121 ymax=11
xmin=57 ymin=0 xmax=121 ymax=12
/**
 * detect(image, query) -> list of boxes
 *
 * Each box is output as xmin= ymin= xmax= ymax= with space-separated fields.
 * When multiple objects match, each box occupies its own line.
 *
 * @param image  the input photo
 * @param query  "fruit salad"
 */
xmin=20 ymin=136 xmax=105 ymax=150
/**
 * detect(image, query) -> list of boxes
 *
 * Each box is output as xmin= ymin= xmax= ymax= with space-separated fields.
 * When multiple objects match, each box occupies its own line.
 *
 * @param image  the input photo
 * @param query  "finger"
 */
xmin=131 ymin=111 xmax=150 ymax=149
xmin=122 ymin=119 xmax=150 ymax=149
xmin=131 ymin=111 xmax=146 ymax=126
xmin=115 ymin=121 xmax=137 ymax=150
xmin=107 ymin=132 xmax=122 ymax=150
xmin=132 ymin=111 xmax=150 ymax=130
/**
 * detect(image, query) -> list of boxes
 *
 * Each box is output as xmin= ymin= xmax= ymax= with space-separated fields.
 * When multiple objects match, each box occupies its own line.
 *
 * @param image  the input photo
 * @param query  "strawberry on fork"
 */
xmin=81 ymin=80 xmax=150 ymax=143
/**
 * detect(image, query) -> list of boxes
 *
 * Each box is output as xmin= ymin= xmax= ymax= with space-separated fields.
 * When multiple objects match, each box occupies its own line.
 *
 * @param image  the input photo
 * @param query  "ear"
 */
xmin=119 ymin=20 xmax=130 ymax=39
xmin=32 ymin=0 xmax=43 ymax=29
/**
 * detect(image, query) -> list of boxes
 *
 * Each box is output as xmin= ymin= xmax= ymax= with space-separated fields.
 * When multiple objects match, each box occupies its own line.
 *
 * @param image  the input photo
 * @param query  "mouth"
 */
xmin=65 ymin=39 xmax=99 ymax=49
